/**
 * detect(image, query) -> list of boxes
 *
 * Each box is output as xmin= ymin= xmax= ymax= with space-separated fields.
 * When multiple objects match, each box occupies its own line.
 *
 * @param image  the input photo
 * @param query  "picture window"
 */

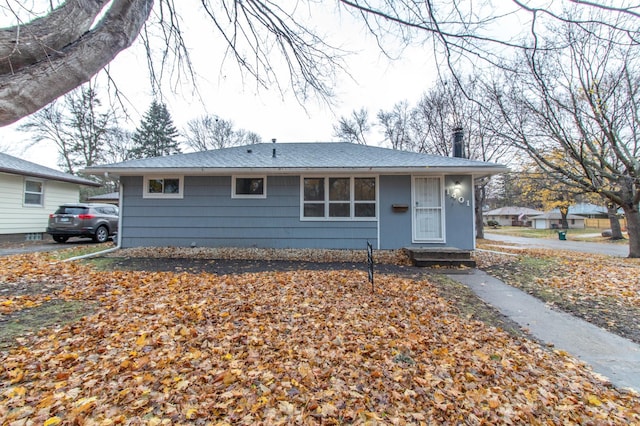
xmin=302 ymin=176 xmax=377 ymax=220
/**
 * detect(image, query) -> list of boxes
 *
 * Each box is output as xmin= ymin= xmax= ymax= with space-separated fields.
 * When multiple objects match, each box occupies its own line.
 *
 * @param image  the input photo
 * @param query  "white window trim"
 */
xmin=411 ymin=175 xmax=446 ymax=243
xmin=143 ymin=175 xmax=184 ymax=199
xmin=23 ymin=178 xmax=44 ymax=207
xmin=232 ymin=175 xmax=267 ymax=199
xmin=300 ymin=175 xmax=378 ymax=221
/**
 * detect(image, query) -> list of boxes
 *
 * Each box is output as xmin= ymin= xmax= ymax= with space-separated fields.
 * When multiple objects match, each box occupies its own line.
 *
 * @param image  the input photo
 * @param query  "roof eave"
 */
xmin=83 ymin=166 xmax=508 ymax=177
xmin=1 ymin=168 xmax=101 ymax=187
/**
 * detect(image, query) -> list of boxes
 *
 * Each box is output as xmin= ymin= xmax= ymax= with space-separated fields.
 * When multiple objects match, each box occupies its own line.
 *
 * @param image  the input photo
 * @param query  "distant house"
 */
xmin=483 ymin=206 xmax=544 ymax=227
xmin=87 ymin=191 xmax=120 ymax=205
xmin=530 ymin=211 xmax=586 ymax=229
xmin=550 ymin=203 xmax=609 ymax=219
xmin=84 ymin=142 xmax=506 ymax=250
xmin=0 ymin=152 xmax=100 ymax=242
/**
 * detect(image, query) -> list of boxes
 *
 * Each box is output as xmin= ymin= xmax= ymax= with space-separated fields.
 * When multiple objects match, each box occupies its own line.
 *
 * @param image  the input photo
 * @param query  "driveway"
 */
xmin=483 ymin=233 xmax=630 ymax=257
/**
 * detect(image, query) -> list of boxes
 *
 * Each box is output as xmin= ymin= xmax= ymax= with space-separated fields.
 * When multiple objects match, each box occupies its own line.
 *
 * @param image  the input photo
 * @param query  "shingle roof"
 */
xmin=550 ymin=203 xmax=608 ymax=216
xmin=530 ymin=212 xmax=584 ymax=220
xmin=84 ymin=142 xmax=507 ymax=175
xmin=0 ymin=152 xmax=100 ymax=186
xmin=87 ymin=192 xmax=119 ymax=201
xmin=484 ymin=206 xmax=544 ymax=216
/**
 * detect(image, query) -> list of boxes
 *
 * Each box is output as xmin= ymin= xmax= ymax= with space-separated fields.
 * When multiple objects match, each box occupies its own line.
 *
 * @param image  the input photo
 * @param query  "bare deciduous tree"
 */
xmin=184 ymin=115 xmax=261 ymax=151
xmin=1 ymin=1 xmax=637 ymax=127
xmin=377 ymin=101 xmax=412 ymax=150
xmin=18 ymin=84 xmax=117 ymax=174
xmin=489 ymin=12 xmax=640 ymax=257
xmin=333 ymin=108 xmax=371 ymax=145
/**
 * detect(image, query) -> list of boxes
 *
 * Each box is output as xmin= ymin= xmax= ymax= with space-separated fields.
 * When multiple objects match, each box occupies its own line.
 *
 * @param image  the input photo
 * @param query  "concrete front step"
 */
xmin=405 ymin=247 xmax=476 ymax=268
xmin=412 ymin=258 xmax=477 ymax=268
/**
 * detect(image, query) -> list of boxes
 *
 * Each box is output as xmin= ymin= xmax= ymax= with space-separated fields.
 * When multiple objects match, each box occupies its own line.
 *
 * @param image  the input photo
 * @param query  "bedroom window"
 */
xmin=24 ymin=179 xmax=43 ymax=206
xmin=232 ymin=176 xmax=266 ymax=198
xmin=302 ymin=176 xmax=377 ymax=220
xmin=143 ymin=176 xmax=183 ymax=198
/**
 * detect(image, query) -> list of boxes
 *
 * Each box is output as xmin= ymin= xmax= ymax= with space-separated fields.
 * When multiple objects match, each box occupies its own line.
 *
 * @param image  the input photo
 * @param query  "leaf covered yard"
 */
xmin=1 ymin=251 xmax=639 ymax=424
xmin=476 ymin=243 xmax=640 ymax=345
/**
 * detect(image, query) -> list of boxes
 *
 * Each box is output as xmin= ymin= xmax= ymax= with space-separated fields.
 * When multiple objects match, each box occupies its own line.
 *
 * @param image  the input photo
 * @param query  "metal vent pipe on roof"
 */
xmin=272 ymin=148 xmax=276 ymax=158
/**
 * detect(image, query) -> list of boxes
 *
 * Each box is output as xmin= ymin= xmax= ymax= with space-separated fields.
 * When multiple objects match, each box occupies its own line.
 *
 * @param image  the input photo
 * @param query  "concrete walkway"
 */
xmin=483 ymin=232 xmax=630 ymax=257
xmin=447 ymin=269 xmax=640 ymax=392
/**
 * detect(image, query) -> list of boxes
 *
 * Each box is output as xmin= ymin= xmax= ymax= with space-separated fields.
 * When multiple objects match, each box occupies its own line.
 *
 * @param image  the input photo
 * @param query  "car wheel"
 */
xmin=93 ymin=226 xmax=109 ymax=243
xmin=53 ymin=236 xmax=69 ymax=243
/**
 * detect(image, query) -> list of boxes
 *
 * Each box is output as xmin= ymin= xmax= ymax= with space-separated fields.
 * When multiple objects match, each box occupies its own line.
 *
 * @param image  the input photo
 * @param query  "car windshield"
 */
xmin=55 ymin=206 xmax=88 ymax=215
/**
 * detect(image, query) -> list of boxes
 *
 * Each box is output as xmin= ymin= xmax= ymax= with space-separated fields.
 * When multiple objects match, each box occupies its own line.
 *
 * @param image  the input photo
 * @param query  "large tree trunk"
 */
xmin=623 ymin=204 xmax=640 ymax=258
xmin=0 ymin=0 xmax=154 ymax=126
xmin=559 ymin=207 xmax=569 ymax=230
xmin=607 ymin=203 xmax=624 ymax=240
xmin=0 ymin=0 xmax=110 ymax=75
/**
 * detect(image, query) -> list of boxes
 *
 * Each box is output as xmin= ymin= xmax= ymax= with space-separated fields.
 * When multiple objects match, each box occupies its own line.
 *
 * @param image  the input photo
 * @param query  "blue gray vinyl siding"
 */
xmin=120 ymin=173 xmax=476 ymax=250
xmin=120 ymin=175 xmax=378 ymax=249
xmin=442 ymin=175 xmax=475 ymax=250
xmin=378 ymin=175 xmax=412 ymax=249
xmin=377 ymin=175 xmax=475 ymax=250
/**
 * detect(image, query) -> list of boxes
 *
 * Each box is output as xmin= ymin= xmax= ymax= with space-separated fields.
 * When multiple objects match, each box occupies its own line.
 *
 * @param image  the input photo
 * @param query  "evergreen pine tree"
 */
xmin=130 ymin=100 xmax=181 ymax=159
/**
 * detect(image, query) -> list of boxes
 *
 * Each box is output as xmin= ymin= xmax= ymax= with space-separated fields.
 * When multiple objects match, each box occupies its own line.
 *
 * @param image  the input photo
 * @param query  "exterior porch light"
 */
xmin=450 ymin=181 xmax=461 ymax=198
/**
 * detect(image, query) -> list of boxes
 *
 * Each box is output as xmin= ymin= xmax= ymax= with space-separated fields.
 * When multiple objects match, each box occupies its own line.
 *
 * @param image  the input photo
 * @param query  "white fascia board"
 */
xmin=84 ymin=166 xmax=508 ymax=177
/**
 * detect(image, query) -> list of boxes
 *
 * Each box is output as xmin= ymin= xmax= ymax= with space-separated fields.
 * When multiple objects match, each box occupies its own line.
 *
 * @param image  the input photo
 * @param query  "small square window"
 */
xmin=143 ymin=176 xmax=183 ymax=199
xmin=232 ymin=176 xmax=266 ymax=198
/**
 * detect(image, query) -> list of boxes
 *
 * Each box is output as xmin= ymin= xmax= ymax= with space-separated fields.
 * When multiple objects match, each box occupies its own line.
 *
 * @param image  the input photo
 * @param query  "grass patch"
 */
xmin=50 ymin=243 xmax=116 ymax=261
xmin=83 ymin=256 xmax=119 ymax=270
xmin=0 ymin=299 xmax=92 ymax=351
xmin=483 ymin=256 xmax=565 ymax=305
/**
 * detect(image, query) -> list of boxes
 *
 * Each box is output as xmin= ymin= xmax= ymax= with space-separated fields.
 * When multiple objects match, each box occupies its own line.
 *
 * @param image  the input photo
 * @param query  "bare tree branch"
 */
xmin=0 ymin=0 xmax=153 ymax=126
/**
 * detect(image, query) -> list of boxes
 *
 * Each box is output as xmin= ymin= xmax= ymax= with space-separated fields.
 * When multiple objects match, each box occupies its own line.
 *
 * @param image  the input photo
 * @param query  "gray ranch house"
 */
xmin=84 ymin=142 xmax=506 ymax=251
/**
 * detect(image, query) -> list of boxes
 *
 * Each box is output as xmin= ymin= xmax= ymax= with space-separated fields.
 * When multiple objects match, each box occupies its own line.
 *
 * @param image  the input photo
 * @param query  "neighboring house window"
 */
xmin=24 ymin=179 xmax=43 ymax=206
xmin=301 ymin=176 xmax=377 ymax=220
xmin=232 ymin=176 xmax=266 ymax=198
xmin=143 ymin=176 xmax=183 ymax=198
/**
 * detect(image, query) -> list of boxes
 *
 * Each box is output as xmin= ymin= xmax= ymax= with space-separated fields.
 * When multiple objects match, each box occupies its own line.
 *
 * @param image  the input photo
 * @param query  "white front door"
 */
xmin=413 ymin=177 xmax=444 ymax=242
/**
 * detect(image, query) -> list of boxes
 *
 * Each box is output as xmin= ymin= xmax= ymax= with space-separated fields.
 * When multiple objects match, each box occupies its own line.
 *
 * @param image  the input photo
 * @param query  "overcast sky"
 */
xmin=0 ymin=3 xmax=441 ymax=171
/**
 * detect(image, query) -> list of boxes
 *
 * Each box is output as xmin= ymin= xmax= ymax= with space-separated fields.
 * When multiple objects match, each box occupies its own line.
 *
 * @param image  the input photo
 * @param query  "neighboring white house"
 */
xmin=484 ymin=206 xmax=544 ymax=226
xmin=530 ymin=211 xmax=586 ymax=229
xmin=550 ymin=203 xmax=610 ymax=219
xmin=0 ymin=152 xmax=100 ymax=241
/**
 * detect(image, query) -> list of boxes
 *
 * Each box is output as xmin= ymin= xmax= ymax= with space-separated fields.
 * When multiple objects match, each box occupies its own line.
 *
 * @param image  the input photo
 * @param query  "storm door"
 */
xmin=412 ymin=177 xmax=444 ymax=242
